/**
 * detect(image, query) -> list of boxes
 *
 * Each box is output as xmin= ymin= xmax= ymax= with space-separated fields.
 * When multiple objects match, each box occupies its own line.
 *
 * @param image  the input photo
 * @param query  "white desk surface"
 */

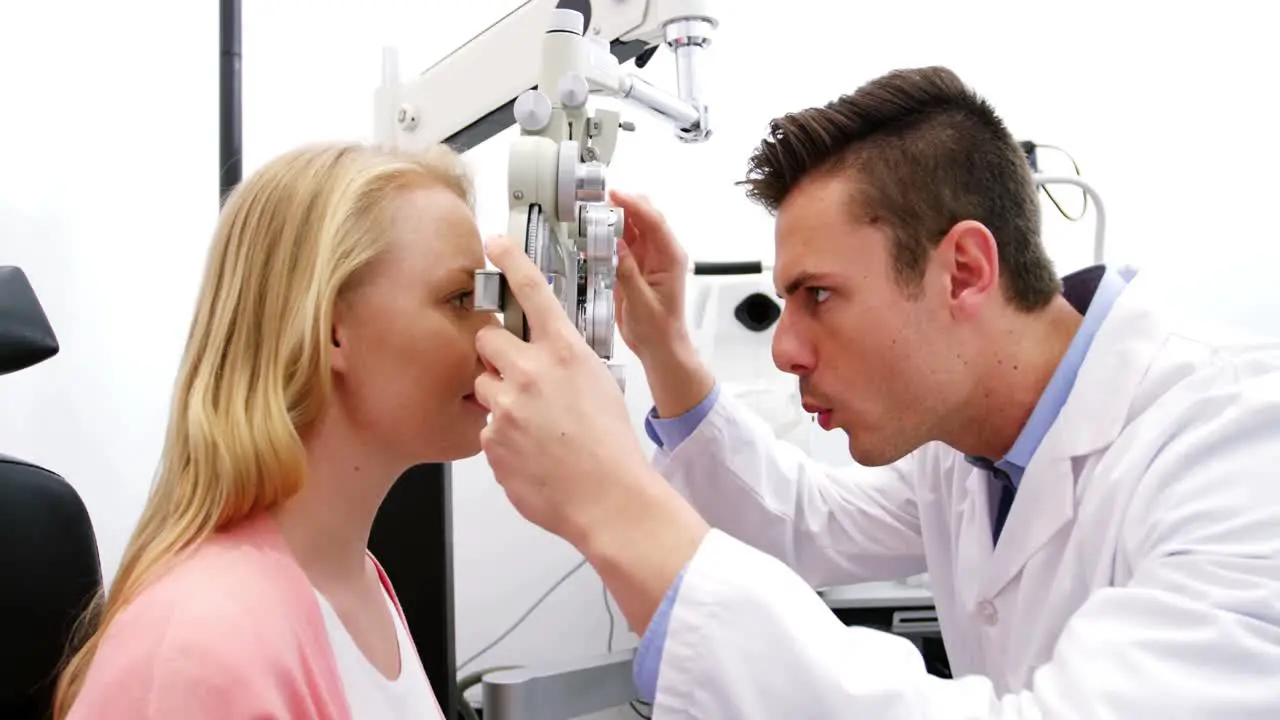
xmin=819 ymin=581 xmax=935 ymax=609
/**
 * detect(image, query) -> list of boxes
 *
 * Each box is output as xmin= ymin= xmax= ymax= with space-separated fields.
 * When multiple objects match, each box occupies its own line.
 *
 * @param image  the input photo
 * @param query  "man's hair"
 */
xmin=740 ymin=66 xmax=1059 ymax=311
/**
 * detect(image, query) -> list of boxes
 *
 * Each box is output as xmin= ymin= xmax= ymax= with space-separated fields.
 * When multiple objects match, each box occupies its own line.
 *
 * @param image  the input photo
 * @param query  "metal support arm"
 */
xmin=1035 ymin=174 xmax=1108 ymax=264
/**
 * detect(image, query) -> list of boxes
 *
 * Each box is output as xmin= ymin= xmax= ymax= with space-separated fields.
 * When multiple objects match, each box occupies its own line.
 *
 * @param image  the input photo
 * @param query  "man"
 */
xmin=473 ymin=66 xmax=1280 ymax=718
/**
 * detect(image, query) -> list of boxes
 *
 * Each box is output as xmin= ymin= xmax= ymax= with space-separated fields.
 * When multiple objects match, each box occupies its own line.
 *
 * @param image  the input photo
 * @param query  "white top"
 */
xmin=315 ymin=587 xmax=443 ymax=719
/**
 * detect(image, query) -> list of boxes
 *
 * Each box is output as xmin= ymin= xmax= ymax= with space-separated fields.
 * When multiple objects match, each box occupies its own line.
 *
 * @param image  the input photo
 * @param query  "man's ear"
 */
xmin=940 ymin=220 xmax=999 ymax=316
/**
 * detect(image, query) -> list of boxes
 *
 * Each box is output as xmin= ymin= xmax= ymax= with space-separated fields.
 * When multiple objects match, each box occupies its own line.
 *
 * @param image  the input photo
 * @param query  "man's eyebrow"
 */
xmin=779 ymin=271 xmax=831 ymax=298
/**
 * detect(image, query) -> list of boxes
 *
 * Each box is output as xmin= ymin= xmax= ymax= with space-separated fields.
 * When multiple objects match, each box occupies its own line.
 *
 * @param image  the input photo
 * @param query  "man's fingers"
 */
xmin=609 ymin=190 xmax=681 ymax=264
xmin=611 ymin=189 xmax=659 ymax=218
xmin=475 ymin=324 xmax=527 ymax=376
xmin=615 ymin=240 xmax=655 ymax=309
xmin=473 ymin=369 xmax=502 ymax=412
xmin=610 ymin=190 xmax=662 ymax=233
xmin=485 ymin=235 xmax=573 ymax=340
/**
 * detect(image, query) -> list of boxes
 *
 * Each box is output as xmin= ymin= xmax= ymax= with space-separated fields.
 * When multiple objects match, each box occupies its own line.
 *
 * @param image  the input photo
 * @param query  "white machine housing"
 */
xmin=375 ymin=0 xmax=715 ymax=150
xmin=375 ymin=1 xmax=717 ymax=391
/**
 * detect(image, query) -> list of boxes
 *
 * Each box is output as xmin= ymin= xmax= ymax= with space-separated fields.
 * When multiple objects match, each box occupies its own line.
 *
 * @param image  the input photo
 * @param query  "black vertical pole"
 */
xmin=220 ymin=0 xmax=242 ymax=205
xmin=369 ymin=466 xmax=458 ymax=719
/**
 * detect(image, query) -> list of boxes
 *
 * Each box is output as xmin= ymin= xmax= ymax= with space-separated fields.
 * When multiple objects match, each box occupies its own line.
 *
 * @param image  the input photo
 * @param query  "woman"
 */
xmin=54 ymin=141 xmax=494 ymax=719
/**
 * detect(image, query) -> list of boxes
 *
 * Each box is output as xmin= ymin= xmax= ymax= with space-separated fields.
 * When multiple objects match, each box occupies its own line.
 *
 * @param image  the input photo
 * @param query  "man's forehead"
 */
xmin=773 ymin=223 xmax=839 ymax=289
xmin=774 ymin=230 xmax=831 ymax=294
xmin=773 ymin=223 xmax=886 ymax=295
xmin=772 ymin=172 xmax=885 ymax=284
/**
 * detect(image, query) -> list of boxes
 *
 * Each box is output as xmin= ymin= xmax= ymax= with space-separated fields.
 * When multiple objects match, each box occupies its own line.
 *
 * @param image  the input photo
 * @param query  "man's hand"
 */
xmin=610 ymin=191 xmax=715 ymax=418
xmin=474 ymin=235 xmax=648 ymax=546
xmin=474 ymin=236 xmax=709 ymax=635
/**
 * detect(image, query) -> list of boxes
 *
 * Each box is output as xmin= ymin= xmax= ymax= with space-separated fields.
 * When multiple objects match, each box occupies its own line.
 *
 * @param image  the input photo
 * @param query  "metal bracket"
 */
xmin=1034 ymin=174 xmax=1107 ymax=264
xmin=480 ymin=649 xmax=637 ymax=720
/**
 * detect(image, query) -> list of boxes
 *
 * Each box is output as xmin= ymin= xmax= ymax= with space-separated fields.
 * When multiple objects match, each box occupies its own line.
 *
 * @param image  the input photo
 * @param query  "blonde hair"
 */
xmin=53 ymin=141 xmax=474 ymax=717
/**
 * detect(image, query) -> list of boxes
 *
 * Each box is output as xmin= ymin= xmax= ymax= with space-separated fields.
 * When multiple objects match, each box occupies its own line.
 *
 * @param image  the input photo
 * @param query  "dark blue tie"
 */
xmin=991 ymin=467 xmax=1016 ymax=544
xmin=972 ymin=458 xmax=1017 ymax=544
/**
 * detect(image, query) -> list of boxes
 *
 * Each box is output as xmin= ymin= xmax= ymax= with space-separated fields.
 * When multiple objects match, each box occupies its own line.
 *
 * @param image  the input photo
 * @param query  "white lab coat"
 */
xmin=648 ymin=271 xmax=1280 ymax=719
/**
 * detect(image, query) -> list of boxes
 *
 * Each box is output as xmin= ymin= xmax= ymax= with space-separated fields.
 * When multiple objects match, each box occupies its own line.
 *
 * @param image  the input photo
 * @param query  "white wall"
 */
xmin=3 ymin=0 xmax=1278 ymax=714
xmin=1 ymin=0 xmax=218 ymax=592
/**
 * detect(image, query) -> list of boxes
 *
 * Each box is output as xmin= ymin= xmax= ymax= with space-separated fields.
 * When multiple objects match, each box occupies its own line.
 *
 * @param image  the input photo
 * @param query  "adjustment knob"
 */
xmin=514 ymin=90 xmax=552 ymax=132
xmin=575 ymin=162 xmax=607 ymax=203
xmin=558 ymin=72 xmax=589 ymax=109
xmin=548 ymin=8 xmax=584 ymax=35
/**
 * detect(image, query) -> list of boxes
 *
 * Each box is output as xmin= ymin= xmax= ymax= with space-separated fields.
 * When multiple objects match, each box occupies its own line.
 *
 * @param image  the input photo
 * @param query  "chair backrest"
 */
xmin=0 ymin=266 xmax=103 ymax=720
xmin=0 ymin=266 xmax=58 ymax=377
xmin=0 ymin=456 xmax=103 ymax=719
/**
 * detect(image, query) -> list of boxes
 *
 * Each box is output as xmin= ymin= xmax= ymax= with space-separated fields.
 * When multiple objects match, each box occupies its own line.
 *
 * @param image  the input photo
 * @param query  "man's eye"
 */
xmin=810 ymin=288 xmax=831 ymax=304
xmin=450 ymin=291 xmax=474 ymax=309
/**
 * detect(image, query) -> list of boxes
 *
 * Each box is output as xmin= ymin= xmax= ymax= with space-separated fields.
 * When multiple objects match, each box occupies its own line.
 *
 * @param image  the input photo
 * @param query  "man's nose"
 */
xmin=771 ymin=307 xmax=813 ymax=376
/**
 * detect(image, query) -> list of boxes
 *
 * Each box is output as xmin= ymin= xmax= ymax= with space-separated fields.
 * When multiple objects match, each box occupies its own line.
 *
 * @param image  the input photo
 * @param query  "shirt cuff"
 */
xmin=632 ymin=566 xmax=688 ymax=703
xmin=643 ymin=383 xmax=720 ymax=451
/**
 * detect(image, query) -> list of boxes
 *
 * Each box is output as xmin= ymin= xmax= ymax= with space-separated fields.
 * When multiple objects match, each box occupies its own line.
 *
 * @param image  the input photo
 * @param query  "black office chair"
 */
xmin=0 ymin=266 xmax=104 ymax=720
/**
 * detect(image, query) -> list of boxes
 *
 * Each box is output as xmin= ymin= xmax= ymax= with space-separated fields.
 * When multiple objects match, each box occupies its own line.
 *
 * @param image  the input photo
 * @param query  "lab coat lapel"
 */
xmin=956 ymin=464 xmax=998 ymax=604
xmin=978 ymin=272 xmax=1170 ymax=598
xmin=978 ymin=454 xmax=1075 ymax=597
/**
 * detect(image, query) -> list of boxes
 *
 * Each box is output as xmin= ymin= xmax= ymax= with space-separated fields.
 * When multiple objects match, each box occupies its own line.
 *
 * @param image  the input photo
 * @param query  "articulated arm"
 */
xmin=375 ymin=1 xmax=718 ymax=387
xmin=375 ymin=0 xmax=715 ymax=152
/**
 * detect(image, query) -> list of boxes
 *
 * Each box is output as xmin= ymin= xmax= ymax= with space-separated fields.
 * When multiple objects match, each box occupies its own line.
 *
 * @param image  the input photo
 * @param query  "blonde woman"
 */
xmin=55 ymin=142 xmax=494 ymax=719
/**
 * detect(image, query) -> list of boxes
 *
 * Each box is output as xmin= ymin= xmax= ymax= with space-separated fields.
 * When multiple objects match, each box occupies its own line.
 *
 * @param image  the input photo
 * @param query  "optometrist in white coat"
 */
xmin=472 ymin=66 xmax=1280 ymax=719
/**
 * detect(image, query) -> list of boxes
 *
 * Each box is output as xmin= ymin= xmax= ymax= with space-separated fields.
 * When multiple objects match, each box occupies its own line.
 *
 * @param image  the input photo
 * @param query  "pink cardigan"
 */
xmin=66 ymin=512 xmax=445 ymax=719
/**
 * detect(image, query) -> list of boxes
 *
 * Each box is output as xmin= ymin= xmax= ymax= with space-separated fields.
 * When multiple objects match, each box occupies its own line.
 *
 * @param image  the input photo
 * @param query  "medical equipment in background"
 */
xmin=376 ymin=1 xmax=716 ymax=393
xmin=686 ymin=261 xmax=813 ymax=452
xmin=1022 ymin=141 xmax=1108 ymax=264
xmin=1039 ymin=174 xmax=1106 ymax=263
xmin=371 ymin=2 xmax=719 ymax=718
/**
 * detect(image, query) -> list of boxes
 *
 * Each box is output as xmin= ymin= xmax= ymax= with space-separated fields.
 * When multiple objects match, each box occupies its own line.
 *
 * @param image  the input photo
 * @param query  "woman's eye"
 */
xmin=450 ymin=291 xmax=474 ymax=310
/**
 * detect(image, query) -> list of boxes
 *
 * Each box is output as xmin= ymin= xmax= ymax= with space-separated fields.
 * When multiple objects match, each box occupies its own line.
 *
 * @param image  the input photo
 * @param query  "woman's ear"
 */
xmin=330 ymin=308 xmax=349 ymax=374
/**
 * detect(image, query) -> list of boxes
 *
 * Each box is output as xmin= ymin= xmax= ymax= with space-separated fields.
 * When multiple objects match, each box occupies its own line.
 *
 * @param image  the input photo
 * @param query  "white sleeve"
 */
xmin=651 ymin=530 xmax=990 ymax=720
xmin=652 ymin=373 xmax=1280 ymax=720
xmin=652 ymin=391 xmax=926 ymax=587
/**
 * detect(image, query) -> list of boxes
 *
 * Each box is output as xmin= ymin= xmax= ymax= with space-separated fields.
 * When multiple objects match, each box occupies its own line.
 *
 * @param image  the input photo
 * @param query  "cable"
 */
xmin=457 ymin=695 xmax=481 ymax=720
xmin=455 ymin=664 xmax=520 ymax=720
xmin=456 ymin=557 xmax=588 ymax=673
xmin=604 ymin=577 xmax=616 ymax=652
xmin=1032 ymin=143 xmax=1089 ymax=222
xmin=456 ymin=666 xmax=518 ymax=720
xmin=455 ymin=560 xmax=644 ymax=718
